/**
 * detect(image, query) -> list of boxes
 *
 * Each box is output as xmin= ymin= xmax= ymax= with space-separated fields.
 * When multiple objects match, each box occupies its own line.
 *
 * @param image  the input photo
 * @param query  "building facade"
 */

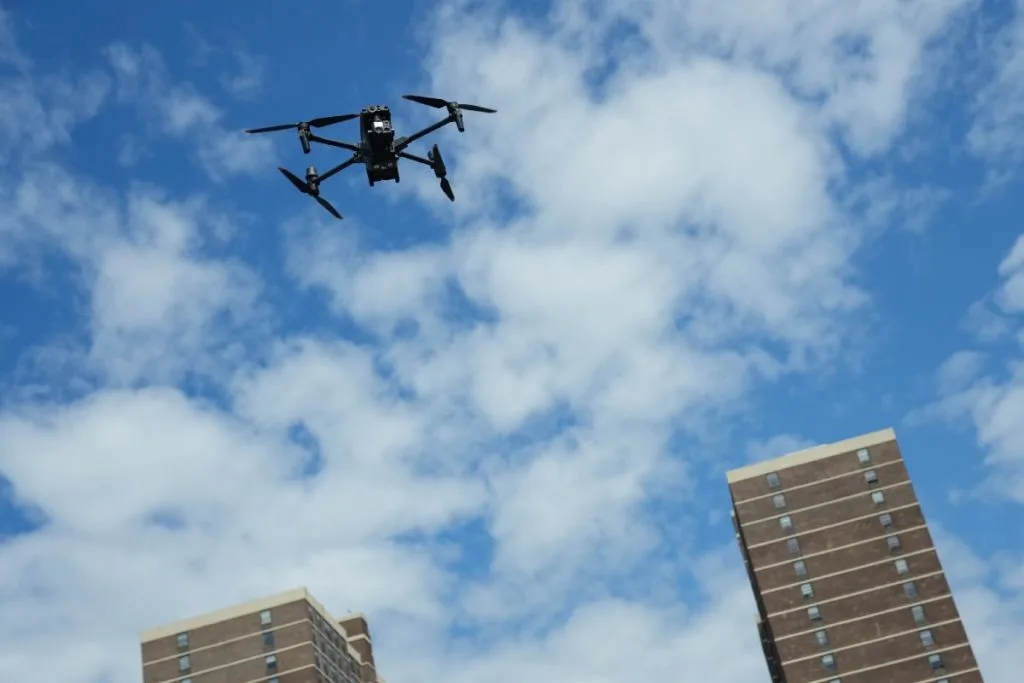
xmin=727 ymin=428 xmax=985 ymax=683
xmin=139 ymin=587 xmax=386 ymax=683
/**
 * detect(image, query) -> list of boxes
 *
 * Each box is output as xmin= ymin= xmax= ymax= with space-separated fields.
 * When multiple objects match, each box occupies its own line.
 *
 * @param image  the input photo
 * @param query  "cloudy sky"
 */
xmin=1 ymin=0 xmax=1023 ymax=681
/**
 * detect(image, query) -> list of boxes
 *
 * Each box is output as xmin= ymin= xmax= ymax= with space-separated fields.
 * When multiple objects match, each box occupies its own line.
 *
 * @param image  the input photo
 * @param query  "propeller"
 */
xmin=278 ymin=167 xmax=343 ymax=220
xmin=402 ymin=95 xmax=496 ymax=132
xmin=440 ymin=177 xmax=455 ymax=202
xmin=428 ymin=145 xmax=455 ymax=202
xmin=244 ymin=114 xmax=359 ymax=134
xmin=245 ymin=114 xmax=358 ymax=153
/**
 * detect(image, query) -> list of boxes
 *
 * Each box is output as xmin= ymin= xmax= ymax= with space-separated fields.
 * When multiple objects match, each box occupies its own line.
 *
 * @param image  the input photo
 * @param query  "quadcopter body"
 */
xmin=244 ymin=95 xmax=496 ymax=219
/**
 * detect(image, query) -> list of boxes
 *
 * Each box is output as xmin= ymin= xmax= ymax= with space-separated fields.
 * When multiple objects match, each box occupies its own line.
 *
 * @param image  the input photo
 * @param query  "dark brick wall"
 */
xmin=736 ymin=461 xmax=911 ymax=525
xmin=142 ymin=599 xmax=309 ymax=663
xmin=746 ymin=504 xmax=925 ymax=564
xmin=738 ymin=483 xmax=919 ymax=544
xmin=339 ymin=615 xmax=370 ymax=639
xmin=729 ymin=436 xmax=986 ymax=683
xmin=768 ymin=573 xmax=952 ymax=638
xmin=730 ymin=440 xmax=903 ymax=503
xmin=761 ymin=549 xmax=943 ymax=614
xmin=775 ymin=596 xmax=962 ymax=661
xmin=755 ymin=526 xmax=935 ymax=589
xmin=142 ymin=600 xmax=315 ymax=683
xmin=784 ymin=640 xmax=979 ymax=683
xmin=183 ymin=664 xmax=320 ymax=683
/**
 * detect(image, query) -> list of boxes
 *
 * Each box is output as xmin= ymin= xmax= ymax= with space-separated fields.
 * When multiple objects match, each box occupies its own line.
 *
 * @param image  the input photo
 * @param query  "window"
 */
xmin=269 ymin=679 xmax=280 ymax=683
xmin=773 ymin=494 xmax=787 ymax=509
xmin=895 ymin=559 xmax=909 ymax=575
xmin=794 ymin=560 xmax=807 ymax=577
xmin=886 ymin=535 xmax=901 ymax=551
xmin=182 ymin=679 xmax=191 ymax=683
xmin=787 ymin=538 xmax=801 ymax=555
xmin=879 ymin=513 xmax=893 ymax=528
xmin=827 ymin=680 xmax=842 ymax=683
xmin=821 ymin=653 xmax=836 ymax=670
xmin=912 ymin=605 xmax=927 ymax=624
xmin=800 ymin=583 xmax=814 ymax=599
xmin=928 ymin=653 xmax=944 ymax=670
xmin=263 ymin=631 xmax=275 ymax=649
xmin=920 ymin=629 xmax=935 ymax=648
xmin=176 ymin=632 xmax=188 ymax=650
xmin=903 ymin=581 xmax=918 ymax=598
xmin=779 ymin=515 xmax=793 ymax=531
xmin=814 ymin=629 xmax=829 ymax=646
xmin=260 ymin=609 xmax=273 ymax=626
xmin=871 ymin=490 xmax=885 ymax=505
xmin=266 ymin=654 xmax=279 ymax=672
xmin=864 ymin=469 xmax=878 ymax=484
xmin=807 ymin=606 xmax=821 ymax=620
xmin=178 ymin=655 xmax=190 ymax=673
xmin=857 ymin=448 xmax=870 ymax=464
xmin=766 ymin=472 xmax=780 ymax=488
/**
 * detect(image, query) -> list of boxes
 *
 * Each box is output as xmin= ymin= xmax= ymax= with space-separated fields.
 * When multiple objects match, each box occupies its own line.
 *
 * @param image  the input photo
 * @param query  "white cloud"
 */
xmin=103 ymin=42 xmax=274 ymax=182
xmin=0 ymin=17 xmax=109 ymax=160
xmin=969 ymin=0 xmax=1024 ymax=168
xmin=595 ymin=0 xmax=977 ymax=155
xmin=1 ymin=3 xmax=1022 ymax=683
xmin=928 ymin=524 xmax=1024 ymax=683
xmin=996 ymin=233 xmax=1024 ymax=312
xmin=221 ymin=49 xmax=264 ymax=99
xmin=926 ymin=232 xmax=1024 ymax=502
xmin=745 ymin=433 xmax=817 ymax=463
xmin=936 ymin=350 xmax=987 ymax=394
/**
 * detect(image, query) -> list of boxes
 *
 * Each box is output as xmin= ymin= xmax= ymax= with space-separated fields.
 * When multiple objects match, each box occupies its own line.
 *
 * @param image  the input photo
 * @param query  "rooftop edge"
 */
xmin=725 ymin=427 xmax=897 ymax=484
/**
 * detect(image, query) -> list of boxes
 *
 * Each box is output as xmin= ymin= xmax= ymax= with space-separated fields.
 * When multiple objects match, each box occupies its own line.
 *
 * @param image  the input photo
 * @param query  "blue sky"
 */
xmin=1 ymin=0 xmax=1024 ymax=682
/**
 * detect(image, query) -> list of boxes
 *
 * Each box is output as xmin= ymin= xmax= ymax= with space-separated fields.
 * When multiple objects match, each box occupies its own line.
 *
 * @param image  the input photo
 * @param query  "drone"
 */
xmin=243 ymin=95 xmax=497 ymax=219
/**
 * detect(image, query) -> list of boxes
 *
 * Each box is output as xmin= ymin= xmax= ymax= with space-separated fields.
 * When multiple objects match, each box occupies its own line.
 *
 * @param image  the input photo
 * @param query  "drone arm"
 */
xmin=316 ymin=153 xmax=362 ymax=183
xmin=394 ymin=115 xmax=455 ymax=152
xmin=308 ymin=134 xmax=361 ymax=153
xmin=397 ymin=151 xmax=433 ymax=167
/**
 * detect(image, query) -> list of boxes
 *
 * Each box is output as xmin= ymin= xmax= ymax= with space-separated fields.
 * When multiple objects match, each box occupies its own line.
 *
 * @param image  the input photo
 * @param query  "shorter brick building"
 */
xmin=727 ymin=427 xmax=985 ymax=683
xmin=140 ymin=587 xmax=386 ymax=683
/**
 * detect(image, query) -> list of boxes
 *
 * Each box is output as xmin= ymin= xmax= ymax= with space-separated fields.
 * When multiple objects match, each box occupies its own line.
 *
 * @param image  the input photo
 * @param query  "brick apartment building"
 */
xmin=727 ymin=427 xmax=985 ymax=683
xmin=140 ymin=587 xmax=385 ymax=683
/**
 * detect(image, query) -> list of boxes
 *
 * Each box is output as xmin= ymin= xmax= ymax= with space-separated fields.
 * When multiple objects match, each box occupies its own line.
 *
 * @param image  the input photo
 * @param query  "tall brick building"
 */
xmin=139 ymin=587 xmax=386 ymax=683
xmin=727 ymin=428 xmax=985 ymax=683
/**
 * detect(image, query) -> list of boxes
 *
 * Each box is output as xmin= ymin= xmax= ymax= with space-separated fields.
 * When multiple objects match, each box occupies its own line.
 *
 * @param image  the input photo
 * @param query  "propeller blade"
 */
xmin=245 ymin=123 xmax=300 ymax=134
xmin=403 ymin=95 xmax=497 ymax=114
xmin=440 ymin=177 xmax=455 ymax=202
xmin=458 ymin=103 xmax=497 ymax=113
xmin=278 ymin=167 xmax=309 ymax=193
xmin=309 ymin=113 xmax=359 ymax=128
xmin=315 ymin=195 xmax=343 ymax=220
xmin=402 ymin=94 xmax=448 ymax=108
